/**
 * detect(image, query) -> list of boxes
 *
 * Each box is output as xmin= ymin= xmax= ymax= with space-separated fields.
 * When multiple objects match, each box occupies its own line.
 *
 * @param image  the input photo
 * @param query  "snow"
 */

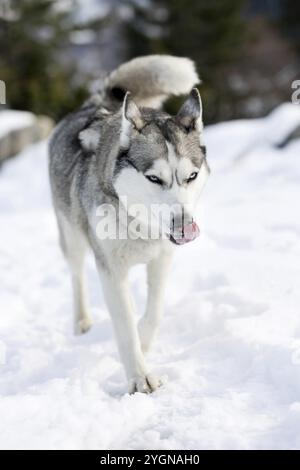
xmin=0 ymin=110 xmax=36 ymax=139
xmin=0 ymin=103 xmax=300 ymax=450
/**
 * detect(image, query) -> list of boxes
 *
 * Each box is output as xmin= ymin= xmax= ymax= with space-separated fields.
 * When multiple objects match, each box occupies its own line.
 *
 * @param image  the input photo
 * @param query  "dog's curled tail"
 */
xmin=102 ymin=55 xmax=200 ymax=109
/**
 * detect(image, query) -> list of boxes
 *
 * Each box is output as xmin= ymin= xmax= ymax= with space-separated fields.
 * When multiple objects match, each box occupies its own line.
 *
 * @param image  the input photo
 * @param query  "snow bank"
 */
xmin=0 ymin=110 xmax=54 ymax=162
xmin=0 ymin=110 xmax=36 ymax=139
xmin=205 ymin=103 xmax=300 ymax=170
xmin=0 ymin=104 xmax=300 ymax=449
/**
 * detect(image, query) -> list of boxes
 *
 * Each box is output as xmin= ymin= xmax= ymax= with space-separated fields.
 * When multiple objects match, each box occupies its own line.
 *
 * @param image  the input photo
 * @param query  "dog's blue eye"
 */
xmin=146 ymin=175 xmax=163 ymax=185
xmin=187 ymin=172 xmax=198 ymax=183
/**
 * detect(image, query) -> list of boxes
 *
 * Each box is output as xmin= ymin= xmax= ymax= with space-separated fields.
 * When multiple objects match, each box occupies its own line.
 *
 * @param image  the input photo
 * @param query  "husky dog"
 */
xmin=49 ymin=55 xmax=210 ymax=393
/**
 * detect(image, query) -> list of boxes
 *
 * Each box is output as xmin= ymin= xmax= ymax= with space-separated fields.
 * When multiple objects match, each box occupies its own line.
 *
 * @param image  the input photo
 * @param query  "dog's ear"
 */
xmin=120 ymin=92 xmax=144 ymax=148
xmin=176 ymin=88 xmax=203 ymax=132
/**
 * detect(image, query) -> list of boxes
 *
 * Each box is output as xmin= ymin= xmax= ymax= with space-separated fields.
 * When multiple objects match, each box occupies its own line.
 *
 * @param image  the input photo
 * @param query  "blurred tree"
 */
xmin=0 ymin=0 xmax=88 ymax=120
xmin=124 ymin=0 xmax=246 ymax=123
xmin=279 ymin=0 xmax=300 ymax=55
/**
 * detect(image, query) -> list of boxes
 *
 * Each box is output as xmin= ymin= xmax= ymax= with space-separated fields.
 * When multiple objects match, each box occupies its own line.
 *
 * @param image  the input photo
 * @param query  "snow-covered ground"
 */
xmin=0 ymin=104 xmax=300 ymax=450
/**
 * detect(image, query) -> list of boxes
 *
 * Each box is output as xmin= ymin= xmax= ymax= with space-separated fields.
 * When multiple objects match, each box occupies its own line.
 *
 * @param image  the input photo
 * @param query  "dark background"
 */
xmin=0 ymin=0 xmax=299 ymax=123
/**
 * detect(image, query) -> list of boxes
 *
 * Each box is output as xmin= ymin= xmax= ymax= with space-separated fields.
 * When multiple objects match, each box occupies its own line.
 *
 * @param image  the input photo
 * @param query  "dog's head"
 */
xmin=113 ymin=89 xmax=210 ymax=245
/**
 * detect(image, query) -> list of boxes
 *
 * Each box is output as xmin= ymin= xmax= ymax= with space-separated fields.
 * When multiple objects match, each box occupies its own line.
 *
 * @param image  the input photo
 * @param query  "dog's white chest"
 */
xmin=113 ymin=238 xmax=162 ymax=266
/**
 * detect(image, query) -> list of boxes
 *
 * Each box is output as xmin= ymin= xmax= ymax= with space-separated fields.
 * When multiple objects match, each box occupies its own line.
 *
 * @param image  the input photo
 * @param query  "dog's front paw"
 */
xmin=128 ymin=373 xmax=162 ymax=394
xmin=74 ymin=317 xmax=93 ymax=335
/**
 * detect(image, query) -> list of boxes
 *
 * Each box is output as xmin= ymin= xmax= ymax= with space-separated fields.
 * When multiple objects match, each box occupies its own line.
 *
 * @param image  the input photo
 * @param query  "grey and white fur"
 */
xmin=49 ymin=55 xmax=210 ymax=393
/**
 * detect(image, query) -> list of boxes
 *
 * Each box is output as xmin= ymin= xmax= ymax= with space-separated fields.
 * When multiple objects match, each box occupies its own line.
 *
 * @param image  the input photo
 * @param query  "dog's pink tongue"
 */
xmin=174 ymin=222 xmax=200 ymax=245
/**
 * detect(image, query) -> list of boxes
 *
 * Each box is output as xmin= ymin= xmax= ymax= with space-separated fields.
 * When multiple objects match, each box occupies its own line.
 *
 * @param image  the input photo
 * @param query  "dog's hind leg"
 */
xmin=138 ymin=251 xmax=173 ymax=354
xmin=57 ymin=213 xmax=92 ymax=335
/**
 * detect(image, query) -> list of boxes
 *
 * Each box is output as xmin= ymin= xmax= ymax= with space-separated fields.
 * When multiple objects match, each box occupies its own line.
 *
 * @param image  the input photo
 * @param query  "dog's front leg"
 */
xmin=139 ymin=251 xmax=173 ymax=353
xmin=98 ymin=267 xmax=161 ymax=394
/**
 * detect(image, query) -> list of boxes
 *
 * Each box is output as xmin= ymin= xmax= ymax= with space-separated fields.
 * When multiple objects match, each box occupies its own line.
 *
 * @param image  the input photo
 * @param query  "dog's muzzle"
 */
xmin=168 ymin=214 xmax=200 ymax=245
